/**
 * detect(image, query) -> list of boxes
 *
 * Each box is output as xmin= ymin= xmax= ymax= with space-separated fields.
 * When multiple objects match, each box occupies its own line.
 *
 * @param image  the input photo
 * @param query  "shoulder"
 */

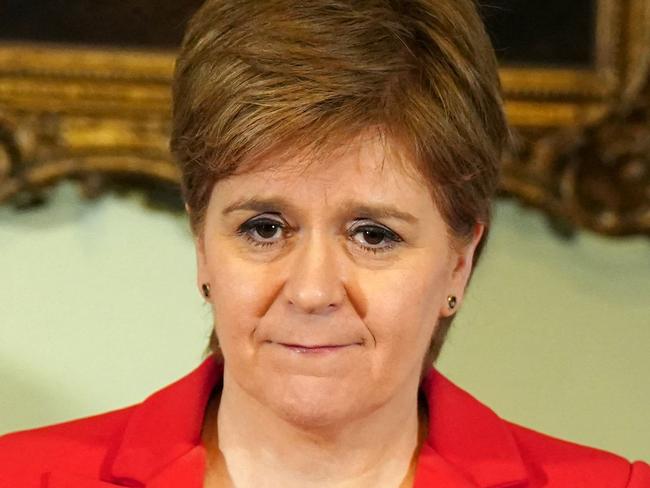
xmin=422 ymin=368 xmax=650 ymax=487
xmin=505 ymin=421 xmax=650 ymax=487
xmin=0 ymin=358 xmax=221 ymax=487
xmin=0 ymin=406 xmax=134 ymax=486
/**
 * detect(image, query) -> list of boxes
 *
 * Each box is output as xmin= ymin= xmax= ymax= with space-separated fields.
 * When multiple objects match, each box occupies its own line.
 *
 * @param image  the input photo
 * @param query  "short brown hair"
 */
xmin=171 ymin=0 xmax=509 ymax=364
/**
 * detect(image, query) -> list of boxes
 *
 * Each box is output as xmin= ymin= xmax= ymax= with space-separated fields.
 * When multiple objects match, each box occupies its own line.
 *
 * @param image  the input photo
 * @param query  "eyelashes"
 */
xmin=236 ymin=216 xmax=403 ymax=255
xmin=237 ymin=219 xmax=284 ymax=248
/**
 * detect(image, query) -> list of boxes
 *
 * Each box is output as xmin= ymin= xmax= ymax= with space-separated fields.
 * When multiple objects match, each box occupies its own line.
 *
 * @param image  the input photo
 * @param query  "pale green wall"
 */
xmin=1 ymin=183 xmax=648 ymax=461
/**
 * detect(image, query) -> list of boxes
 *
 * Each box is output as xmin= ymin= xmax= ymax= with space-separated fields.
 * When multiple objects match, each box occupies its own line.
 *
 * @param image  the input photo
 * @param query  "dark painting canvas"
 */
xmin=480 ymin=0 xmax=596 ymax=67
xmin=0 ymin=0 xmax=204 ymax=48
xmin=0 ymin=0 xmax=597 ymax=67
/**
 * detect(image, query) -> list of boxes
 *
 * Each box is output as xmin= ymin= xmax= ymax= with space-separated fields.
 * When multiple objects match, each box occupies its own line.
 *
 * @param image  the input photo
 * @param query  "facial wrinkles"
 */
xmin=208 ymin=137 xmax=451 ymax=340
xmin=273 ymin=235 xmax=433 ymax=360
xmin=254 ymin=223 xmax=370 ymax=348
xmin=217 ymin=206 xmax=382 ymax=350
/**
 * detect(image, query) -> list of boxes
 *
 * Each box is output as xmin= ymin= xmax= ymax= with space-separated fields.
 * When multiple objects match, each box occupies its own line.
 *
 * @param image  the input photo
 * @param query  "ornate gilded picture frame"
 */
xmin=0 ymin=0 xmax=648 ymax=235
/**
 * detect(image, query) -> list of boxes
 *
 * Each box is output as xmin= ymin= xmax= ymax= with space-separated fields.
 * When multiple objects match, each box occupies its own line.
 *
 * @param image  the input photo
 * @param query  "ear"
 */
xmin=187 ymin=203 xmax=211 ymax=299
xmin=439 ymin=223 xmax=485 ymax=317
xmin=194 ymin=233 xmax=211 ymax=295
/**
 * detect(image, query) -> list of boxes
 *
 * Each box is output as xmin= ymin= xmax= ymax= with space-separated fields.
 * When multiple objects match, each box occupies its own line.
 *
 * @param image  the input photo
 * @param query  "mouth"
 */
xmin=277 ymin=343 xmax=360 ymax=354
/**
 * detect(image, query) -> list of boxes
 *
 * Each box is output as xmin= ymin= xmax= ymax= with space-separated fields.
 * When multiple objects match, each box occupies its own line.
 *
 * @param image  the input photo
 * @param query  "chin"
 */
xmin=263 ymin=374 xmax=367 ymax=429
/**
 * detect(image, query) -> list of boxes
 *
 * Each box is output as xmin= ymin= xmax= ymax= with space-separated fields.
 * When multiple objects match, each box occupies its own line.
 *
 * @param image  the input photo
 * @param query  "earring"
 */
xmin=447 ymin=295 xmax=457 ymax=310
xmin=202 ymin=283 xmax=211 ymax=299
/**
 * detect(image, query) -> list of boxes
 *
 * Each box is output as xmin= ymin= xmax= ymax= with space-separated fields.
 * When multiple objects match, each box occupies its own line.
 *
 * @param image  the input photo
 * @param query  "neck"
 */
xmin=207 ymin=368 xmax=423 ymax=488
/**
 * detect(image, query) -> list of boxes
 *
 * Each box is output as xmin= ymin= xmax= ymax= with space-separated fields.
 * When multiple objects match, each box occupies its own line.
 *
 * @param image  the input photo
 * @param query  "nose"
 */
xmin=283 ymin=231 xmax=345 ymax=315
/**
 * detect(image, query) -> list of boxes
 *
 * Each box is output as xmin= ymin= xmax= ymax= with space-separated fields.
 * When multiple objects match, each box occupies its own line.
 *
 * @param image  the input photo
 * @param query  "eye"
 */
xmin=237 ymin=216 xmax=287 ymax=248
xmin=349 ymin=222 xmax=402 ymax=254
xmin=236 ymin=216 xmax=402 ymax=254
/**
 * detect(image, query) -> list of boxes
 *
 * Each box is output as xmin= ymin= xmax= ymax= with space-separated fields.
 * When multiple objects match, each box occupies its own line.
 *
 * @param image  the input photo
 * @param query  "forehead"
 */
xmin=215 ymin=132 xmax=433 ymax=209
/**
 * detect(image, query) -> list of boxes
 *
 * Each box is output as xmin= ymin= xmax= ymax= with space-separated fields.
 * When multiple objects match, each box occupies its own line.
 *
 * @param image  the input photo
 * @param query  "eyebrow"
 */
xmin=221 ymin=197 xmax=418 ymax=224
xmin=222 ymin=197 xmax=298 ymax=216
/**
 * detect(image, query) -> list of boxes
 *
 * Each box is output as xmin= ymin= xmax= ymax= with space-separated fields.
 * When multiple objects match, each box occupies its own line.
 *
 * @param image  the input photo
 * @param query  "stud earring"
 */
xmin=447 ymin=295 xmax=457 ymax=310
xmin=202 ymin=283 xmax=211 ymax=299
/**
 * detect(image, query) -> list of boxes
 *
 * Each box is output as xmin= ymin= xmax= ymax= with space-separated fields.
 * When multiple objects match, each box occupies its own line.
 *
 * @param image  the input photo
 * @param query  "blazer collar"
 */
xmin=418 ymin=369 xmax=529 ymax=487
xmin=50 ymin=357 xmax=528 ymax=487
xmin=108 ymin=357 xmax=222 ymax=486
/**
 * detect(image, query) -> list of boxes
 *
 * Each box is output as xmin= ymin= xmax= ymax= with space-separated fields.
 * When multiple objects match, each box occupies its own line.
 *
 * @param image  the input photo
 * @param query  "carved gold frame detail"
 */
xmin=1 ymin=0 xmax=649 ymax=236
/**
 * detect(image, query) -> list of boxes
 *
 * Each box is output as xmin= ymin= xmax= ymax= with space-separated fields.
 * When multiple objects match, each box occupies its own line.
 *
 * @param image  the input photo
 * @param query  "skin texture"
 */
xmin=195 ymin=133 xmax=483 ymax=487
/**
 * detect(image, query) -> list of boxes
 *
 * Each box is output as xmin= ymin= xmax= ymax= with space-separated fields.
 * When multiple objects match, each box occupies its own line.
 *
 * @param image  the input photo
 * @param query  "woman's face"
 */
xmin=195 ymin=134 xmax=482 ymax=428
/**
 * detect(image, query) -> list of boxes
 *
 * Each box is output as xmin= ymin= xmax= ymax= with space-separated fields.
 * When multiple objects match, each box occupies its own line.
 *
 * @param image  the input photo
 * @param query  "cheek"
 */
xmin=362 ymin=261 xmax=449 ymax=355
xmin=205 ymin=245 xmax=276 ymax=341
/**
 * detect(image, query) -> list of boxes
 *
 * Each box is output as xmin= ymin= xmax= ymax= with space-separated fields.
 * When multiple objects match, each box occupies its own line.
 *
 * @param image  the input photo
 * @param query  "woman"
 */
xmin=1 ymin=0 xmax=648 ymax=486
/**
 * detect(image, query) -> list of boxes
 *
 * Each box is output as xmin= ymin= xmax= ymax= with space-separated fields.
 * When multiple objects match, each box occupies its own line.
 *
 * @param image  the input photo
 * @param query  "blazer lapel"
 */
xmin=414 ymin=445 xmax=481 ymax=487
xmin=109 ymin=357 xmax=221 ymax=487
xmin=44 ymin=357 xmax=221 ymax=488
xmin=145 ymin=446 xmax=207 ymax=488
xmin=418 ymin=369 xmax=530 ymax=488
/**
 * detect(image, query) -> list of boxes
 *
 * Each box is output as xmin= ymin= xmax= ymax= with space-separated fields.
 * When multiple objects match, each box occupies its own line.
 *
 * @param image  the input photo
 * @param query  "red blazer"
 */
xmin=1 ymin=356 xmax=648 ymax=487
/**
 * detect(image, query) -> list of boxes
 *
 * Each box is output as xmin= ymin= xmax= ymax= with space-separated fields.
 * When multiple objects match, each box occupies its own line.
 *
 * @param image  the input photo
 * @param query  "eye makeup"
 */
xmin=235 ymin=215 xmax=404 ymax=254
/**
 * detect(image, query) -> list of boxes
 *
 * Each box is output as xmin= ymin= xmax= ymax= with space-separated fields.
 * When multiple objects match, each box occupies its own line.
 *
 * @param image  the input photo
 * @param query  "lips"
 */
xmin=277 ymin=343 xmax=357 ymax=353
